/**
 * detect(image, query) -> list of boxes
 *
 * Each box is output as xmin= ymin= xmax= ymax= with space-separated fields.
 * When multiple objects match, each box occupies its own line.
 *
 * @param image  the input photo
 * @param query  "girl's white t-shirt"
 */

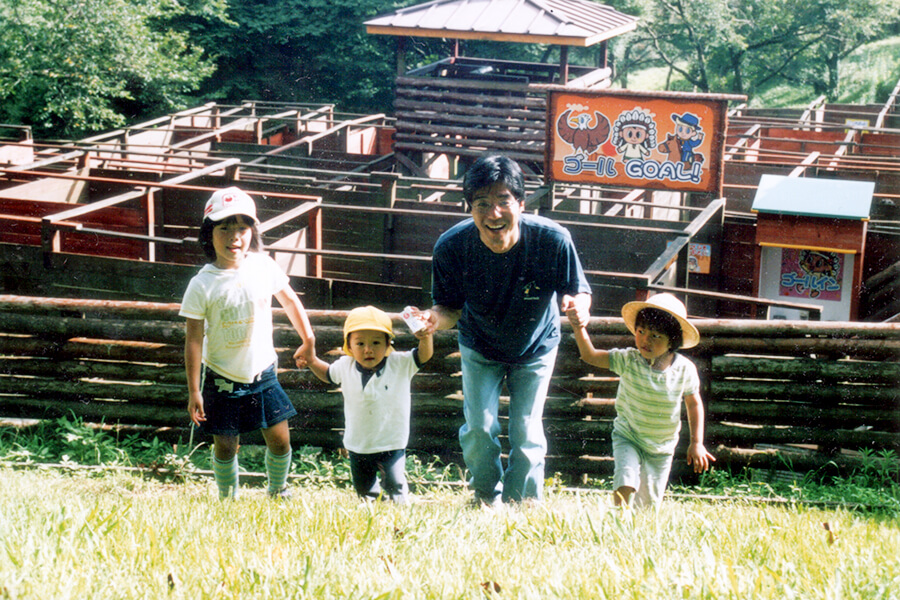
xmin=180 ymin=252 xmax=289 ymax=383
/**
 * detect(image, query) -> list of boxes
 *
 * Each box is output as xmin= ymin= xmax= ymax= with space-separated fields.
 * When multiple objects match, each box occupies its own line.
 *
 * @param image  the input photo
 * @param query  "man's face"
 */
xmin=470 ymin=182 xmax=524 ymax=254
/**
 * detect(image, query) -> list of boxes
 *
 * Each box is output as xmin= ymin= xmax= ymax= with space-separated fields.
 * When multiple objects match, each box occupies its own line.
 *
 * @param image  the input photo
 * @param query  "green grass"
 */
xmin=3 ymin=415 xmax=898 ymax=510
xmin=1 ymin=418 xmax=899 ymax=598
xmin=0 ymin=468 xmax=898 ymax=599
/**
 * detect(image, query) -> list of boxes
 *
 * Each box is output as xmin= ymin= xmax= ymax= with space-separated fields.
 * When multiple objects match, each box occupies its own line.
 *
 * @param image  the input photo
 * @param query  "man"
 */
xmin=422 ymin=154 xmax=592 ymax=505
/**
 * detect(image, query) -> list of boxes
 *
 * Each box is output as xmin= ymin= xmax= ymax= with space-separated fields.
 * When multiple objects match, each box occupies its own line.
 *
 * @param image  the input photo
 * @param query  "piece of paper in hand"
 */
xmin=401 ymin=306 xmax=425 ymax=333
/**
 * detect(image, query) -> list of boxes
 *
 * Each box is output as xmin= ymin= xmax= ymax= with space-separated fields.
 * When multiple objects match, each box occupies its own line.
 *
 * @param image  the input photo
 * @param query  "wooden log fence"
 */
xmin=0 ymin=295 xmax=897 ymax=482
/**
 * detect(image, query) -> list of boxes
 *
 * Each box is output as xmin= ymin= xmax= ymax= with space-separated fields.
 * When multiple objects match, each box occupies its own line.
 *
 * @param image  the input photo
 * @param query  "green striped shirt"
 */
xmin=609 ymin=347 xmax=700 ymax=455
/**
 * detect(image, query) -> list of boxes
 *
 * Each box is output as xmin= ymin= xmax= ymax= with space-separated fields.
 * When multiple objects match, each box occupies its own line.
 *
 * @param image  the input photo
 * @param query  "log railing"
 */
xmin=862 ymin=259 xmax=900 ymax=322
xmin=0 ymin=295 xmax=897 ymax=481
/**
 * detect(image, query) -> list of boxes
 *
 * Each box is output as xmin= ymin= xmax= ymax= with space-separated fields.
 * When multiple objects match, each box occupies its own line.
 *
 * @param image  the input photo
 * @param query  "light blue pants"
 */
xmin=458 ymin=344 xmax=558 ymax=503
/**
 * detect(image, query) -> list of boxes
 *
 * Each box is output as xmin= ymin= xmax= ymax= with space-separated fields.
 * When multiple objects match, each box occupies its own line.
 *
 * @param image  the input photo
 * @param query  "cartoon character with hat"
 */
xmin=669 ymin=112 xmax=705 ymax=166
xmin=567 ymin=293 xmax=715 ymax=509
xmin=301 ymin=305 xmax=434 ymax=503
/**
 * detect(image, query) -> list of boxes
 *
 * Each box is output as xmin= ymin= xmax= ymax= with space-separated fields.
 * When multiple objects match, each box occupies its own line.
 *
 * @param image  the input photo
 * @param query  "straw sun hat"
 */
xmin=342 ymin=305 xmax=395 ymax=355
xmin=620 ymin=293 xmax=700 ymax=349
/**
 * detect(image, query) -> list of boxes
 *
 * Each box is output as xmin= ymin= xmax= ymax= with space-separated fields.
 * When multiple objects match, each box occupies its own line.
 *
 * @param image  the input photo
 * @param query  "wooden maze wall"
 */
xmin=0 ymin=296 xmax=896 ymax=482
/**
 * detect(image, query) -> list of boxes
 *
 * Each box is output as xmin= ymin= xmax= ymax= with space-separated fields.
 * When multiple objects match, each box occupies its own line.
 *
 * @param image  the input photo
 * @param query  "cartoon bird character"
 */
xmin=556 ymin=109 xmax=611 ymax=156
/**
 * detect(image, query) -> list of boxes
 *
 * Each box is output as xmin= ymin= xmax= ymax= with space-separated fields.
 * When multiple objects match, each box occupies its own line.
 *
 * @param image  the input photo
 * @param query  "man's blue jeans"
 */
xmin=458 ymin=344 xmax=558 ymax=503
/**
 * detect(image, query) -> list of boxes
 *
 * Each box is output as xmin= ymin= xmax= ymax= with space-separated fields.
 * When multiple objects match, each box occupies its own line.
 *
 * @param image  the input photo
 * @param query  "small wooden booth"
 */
xmin=364 ymin=0 xmax=638 ymax=175
xmin=752 ymin=174 xmax=874 ymax=321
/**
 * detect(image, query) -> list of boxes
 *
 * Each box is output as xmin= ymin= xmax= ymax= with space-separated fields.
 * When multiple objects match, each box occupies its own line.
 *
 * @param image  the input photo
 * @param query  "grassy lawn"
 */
xmin=1 ymin=466 xmax=898 ymax=599
xmin=755 ymin=36 xmax=900 ymax=108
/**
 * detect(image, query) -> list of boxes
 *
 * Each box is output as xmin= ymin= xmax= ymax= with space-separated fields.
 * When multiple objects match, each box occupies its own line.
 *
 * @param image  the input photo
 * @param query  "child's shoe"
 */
xmin=268 ymin=485 xmax=293 ymax=500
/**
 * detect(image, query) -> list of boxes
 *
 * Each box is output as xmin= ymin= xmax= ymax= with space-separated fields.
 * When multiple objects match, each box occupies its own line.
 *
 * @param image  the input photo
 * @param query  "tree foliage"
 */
xmin=608 ymin=0 xmax=899 ymax=97
xmin=0 ymin=0 xmax=226 ymax=138
xmin=0 ymin=0 xmax=896 ymax=140
xmin=779 ymin=0 xmax=899 ymax=97
xmin=192 ymin=0 xmax=406 ymax=114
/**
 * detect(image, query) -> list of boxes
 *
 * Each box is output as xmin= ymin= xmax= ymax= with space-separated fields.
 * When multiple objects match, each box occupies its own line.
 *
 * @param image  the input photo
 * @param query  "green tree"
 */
xmin=0 ymin=0 xmax=226 ymax=138
xmin=779 ymin=0 xmax=898 ymax=97
xmin=194 ymin=0 xmax=407 ymax=113
xmin=618 ymin=0 xmax=897 ymax=97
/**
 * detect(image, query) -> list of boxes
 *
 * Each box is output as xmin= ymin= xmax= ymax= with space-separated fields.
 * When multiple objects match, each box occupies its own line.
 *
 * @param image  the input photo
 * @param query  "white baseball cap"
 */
xmin=203 ymin=187 xmax=258 ymax=224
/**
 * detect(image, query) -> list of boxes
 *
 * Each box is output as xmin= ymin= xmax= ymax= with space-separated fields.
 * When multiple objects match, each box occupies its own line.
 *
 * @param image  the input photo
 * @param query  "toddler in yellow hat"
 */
xmin=300 ymin=305 xmax=433 ymax=503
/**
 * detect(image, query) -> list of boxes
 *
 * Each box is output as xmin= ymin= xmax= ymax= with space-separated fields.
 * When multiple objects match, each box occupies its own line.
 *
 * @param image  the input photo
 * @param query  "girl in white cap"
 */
xmin=300 ymin=305 xmax=433 ymax=503
xmin=180 ymin=187 xmax=316 ymax=499
xmin=567 ymin=293 xmax=714 ymax=509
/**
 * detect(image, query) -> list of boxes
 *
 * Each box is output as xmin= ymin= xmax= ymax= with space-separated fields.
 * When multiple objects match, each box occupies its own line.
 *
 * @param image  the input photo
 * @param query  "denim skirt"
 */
xmin=198 ymin=364 xmax=297 ymax=436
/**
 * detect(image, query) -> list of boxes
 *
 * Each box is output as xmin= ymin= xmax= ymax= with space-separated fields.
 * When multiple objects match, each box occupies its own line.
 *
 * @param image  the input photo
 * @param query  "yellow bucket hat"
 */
xmin=342 ymin=306 xmax=394 ymax=355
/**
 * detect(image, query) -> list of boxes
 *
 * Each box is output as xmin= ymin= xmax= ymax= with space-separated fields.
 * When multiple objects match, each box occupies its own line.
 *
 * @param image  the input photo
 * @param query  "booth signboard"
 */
xmin=751 ymin=174 xmax=874 ymax=321
xmin=759 ymin=246 xmax=854 ymax=321
xmin=779 ymin=248 xmax=844 ymax=302
xmin=546 ymin=90 xmax=736 ymax=194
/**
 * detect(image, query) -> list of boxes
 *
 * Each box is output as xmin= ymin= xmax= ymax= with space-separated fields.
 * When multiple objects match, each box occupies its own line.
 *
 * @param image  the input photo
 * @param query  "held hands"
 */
xmin=412 ymin=314 xmax=433 ymax=340
xmin=687 ymin=442 xmax=716 ymax=473
xmin=561 ymin=294 xmax=590 ymax=329
xmin=406 ymin=306 xmax=437 ymax=336
xmin=293 ymin=339 xmax=315 ymax=369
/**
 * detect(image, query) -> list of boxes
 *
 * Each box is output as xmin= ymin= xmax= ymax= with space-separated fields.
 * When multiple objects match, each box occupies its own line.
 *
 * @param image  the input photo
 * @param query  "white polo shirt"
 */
xmin=328 ymin=350 xmax=419 ymax=454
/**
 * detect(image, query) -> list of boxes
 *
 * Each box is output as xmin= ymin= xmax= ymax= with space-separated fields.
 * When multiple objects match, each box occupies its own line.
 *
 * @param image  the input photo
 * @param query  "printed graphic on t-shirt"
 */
xmin=216 ymin=292 xmax=255 ymax=348
xmin=523 ymin=281 xmax=542 ymax=301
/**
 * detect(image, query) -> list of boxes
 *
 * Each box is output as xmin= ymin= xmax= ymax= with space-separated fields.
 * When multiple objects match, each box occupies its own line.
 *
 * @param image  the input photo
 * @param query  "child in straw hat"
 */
xmin=567 ymin=293 xmax=715 ymax=509
xmin=301 ymin=305 xmax=433 ymax=503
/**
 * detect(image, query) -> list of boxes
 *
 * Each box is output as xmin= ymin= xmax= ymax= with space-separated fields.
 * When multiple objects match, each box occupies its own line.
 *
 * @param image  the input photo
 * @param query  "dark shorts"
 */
xmin=348 ymin=449 xmax=408 ymax=503
xmin=199 ymin=364 xmax=297 ymax=436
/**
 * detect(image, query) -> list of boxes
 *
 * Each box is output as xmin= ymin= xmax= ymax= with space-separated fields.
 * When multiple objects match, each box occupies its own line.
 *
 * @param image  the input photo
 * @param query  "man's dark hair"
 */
xmin=198 ymin=215 xmax=262 ymax=261
xmin=462 ymin=154 xmax=525 ymax=210
xmin=635 ymin=307 xmax=684 ymax=351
